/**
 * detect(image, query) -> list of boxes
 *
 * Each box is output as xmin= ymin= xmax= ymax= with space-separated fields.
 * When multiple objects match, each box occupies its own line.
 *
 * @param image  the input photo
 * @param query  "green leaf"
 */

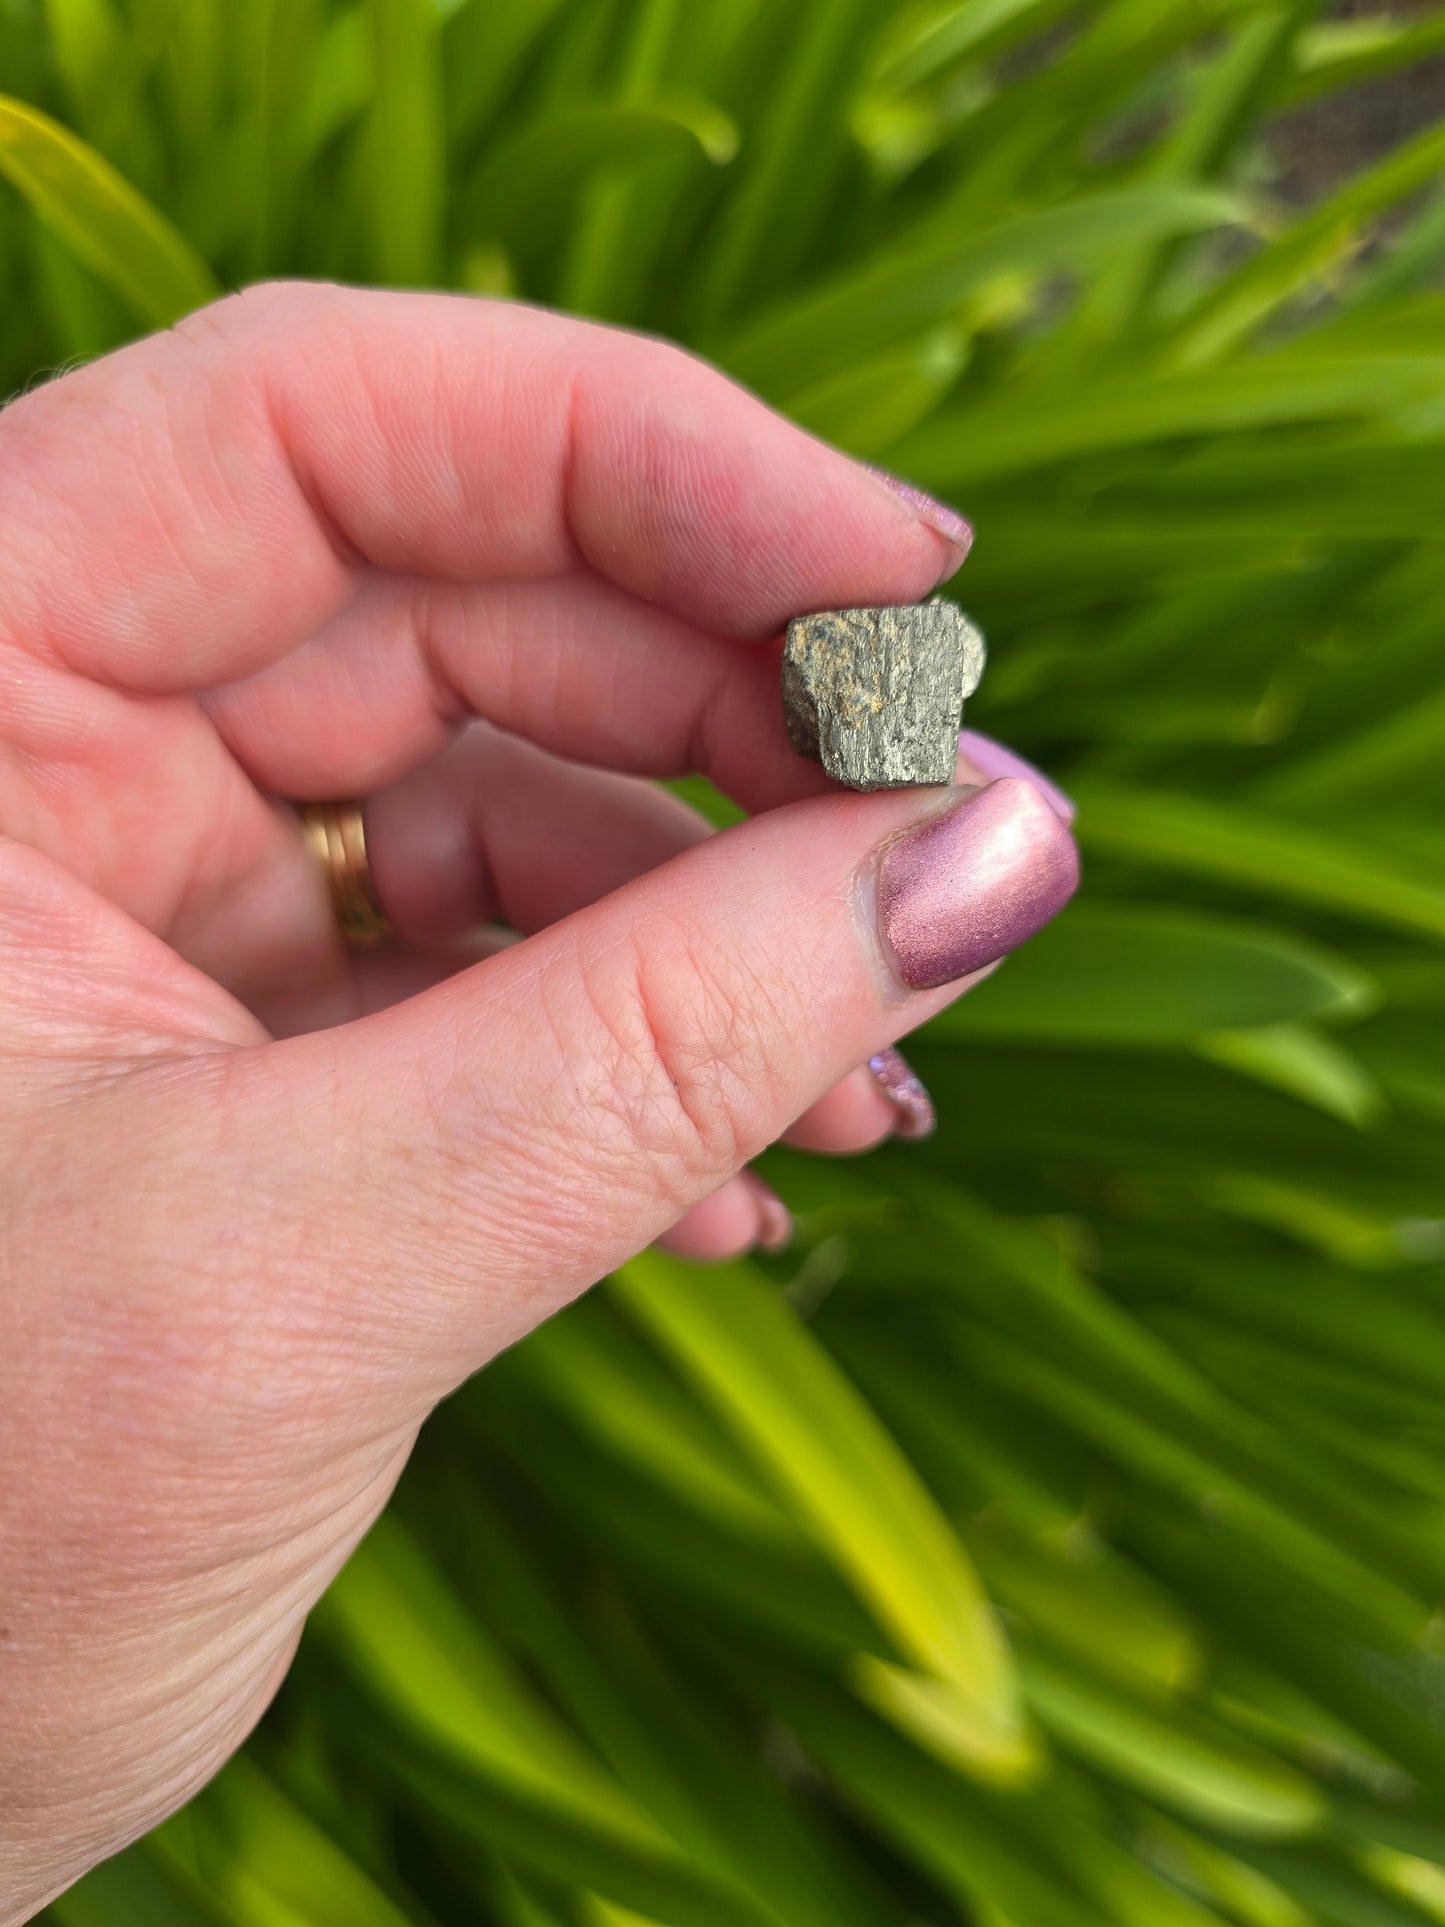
xmin=1226 ymin=1844 xmax=1445 ymax=1927
xmin=1060 ymin=5 xmax=1310 ymax=353
xmin=1360 ymin=1848 xmax=1445 ymax=1926
xmin=583 ymin=1900 xmax=672 ymax=1927
xmin=964 ymin=1525 xmax=1200 ymax=1694
xmin=47 ymin=1840 xmax=227 ymax=1927
xmin=784 ymin=325 xmax=971 ymax=456
xmin=1019 ymin=1646 xmax=1324 ymax=1837
xmin=318 ymin=1518 xmax=770 ymax=1927
xmin=300 ymin=10 xmax=375 ymax=165
xmin=560 ymin=0 xmax=728 ymax=320
xmin=1165 ymin=119 xmax=1445 ymax=366
xmin=462 ymin=99 xmax=737 ymax=235
xmin=944 ymin=1314 xmax=1431 ymax=1642
xmin=229 ymin=0 xmax=328 ymax=274
xmin=1071 ymin=784 xmax=1445 ymax=946
xmin=933 ymin=902 xmax=1377 ymax=1044
xmin=491 ymin=1870 xmax=575 ymax=1927
xmin=0 ymin=95 xmax=218 ymax=325
xmin=405 ymin=1461 xmax=885 ymax=1927
xmin=320 ymin=1517 xmax=673 ymax=1846
xmin=509 ymin=1299 xmax=790 ymax=1542
xmin=869 ymin=0 xmax=1059 ymax=96
xmin=892 ymin=347 xmax=1445 ymax=485
xmin=153 ymin=1755 xmax=423 ymax=1927
xmin=157 ymin=0 xmax=225 ymax=160
xmin=1288 ymin=11 xmax=1445 ymax=105
xmin=894 ymin=1182 xmax=1445 ymax=1620
xmin=363 ymin=0 xmax=446 ymax=285
xmin=1349 ymin=184 xmax=1445 ymax=308
xmin=1256 ymin=683 xmax=1445 ymax=808
xmin=442 ymin=0 xmax=570 ymax=147
xmin=1134 ymin=1814 xmax=1313 ymax=1927
xmin=1200 ymin=1171 xmax=1445 ymax=1271
xmin=611 ymin=1252 xmax=1036 ymax=1781
xmin=41 ymin=0 xmax=124 ymax=131
xmin=759 ymin=1667 xmax=1113 ymax=1927
xmin=719 ymin=184 xmax=1247 ymax=396
xmin=687 ymin=0 xmax=878 ymax=330
xmin=31 ymin=220 xmax=130 ymax=357
xmin=1195 ymin=1024 xmax=1385 ymax=1126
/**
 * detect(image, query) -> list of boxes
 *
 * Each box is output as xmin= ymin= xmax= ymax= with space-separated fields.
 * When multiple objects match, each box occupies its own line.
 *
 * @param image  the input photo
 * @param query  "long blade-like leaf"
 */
xmin=0 ymin=95 xmax=217 ymax=324
xmin=611 ymin=1252 xmax=1034 ymax=1779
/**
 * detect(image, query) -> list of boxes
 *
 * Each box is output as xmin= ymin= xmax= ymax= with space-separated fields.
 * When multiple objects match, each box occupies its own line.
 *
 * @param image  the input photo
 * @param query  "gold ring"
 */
xmin=298 ymin=800 xmax=394 ymax=947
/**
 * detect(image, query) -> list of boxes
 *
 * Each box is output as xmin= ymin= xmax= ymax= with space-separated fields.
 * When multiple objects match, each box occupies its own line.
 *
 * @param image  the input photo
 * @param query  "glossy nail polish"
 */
xmin=867 ymin=1046 xmax=936 ymax=1140
xmin=878 ymin=778 xmax=1079 ymax=991
xmin=957 ymin=728 xmax=1075 ymax=824
xmin=867 ymin=466 xmax=974 ymax=560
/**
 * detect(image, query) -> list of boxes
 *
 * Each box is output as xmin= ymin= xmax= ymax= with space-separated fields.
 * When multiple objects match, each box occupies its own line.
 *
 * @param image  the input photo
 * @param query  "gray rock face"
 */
xmin=782 ymin=600 xmax=986 ymax=790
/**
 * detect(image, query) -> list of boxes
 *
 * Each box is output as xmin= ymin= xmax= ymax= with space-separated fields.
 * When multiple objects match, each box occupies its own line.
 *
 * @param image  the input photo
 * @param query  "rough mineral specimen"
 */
xmin=782 ymin=600 xmax=986 ymax=791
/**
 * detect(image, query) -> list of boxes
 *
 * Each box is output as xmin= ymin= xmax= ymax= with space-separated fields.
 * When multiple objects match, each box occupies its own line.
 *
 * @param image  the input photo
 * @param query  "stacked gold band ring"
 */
xmin=298 ymin=801 xmax=394 ymax=947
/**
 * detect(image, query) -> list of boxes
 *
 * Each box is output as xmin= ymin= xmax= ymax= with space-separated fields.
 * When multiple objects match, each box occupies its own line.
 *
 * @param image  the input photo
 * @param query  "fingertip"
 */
xmin=741 ymin=1171 xmax=793 ymax=1253
xmin=785 ymin=1054 xmax=937 ymax=1153
xmin=785 ymin=1066 xmax=898 ymax=1154
xmin=866 ymin=1046 xmax=936 ymax=1141
xmin=956 ymin=730 xmax=1075 ymax=824
xmin=864 ymin=467 xmax=974 ymax=579
xmin=653 ymin=1171 xmax=791 ymax=1263
xmin=569 ymin=329 xmax=959 ymax=639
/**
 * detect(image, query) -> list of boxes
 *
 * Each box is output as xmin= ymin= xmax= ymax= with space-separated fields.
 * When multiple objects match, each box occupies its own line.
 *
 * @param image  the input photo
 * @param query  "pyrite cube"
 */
xmin=782 ymin=600 xmax=986 ymax=791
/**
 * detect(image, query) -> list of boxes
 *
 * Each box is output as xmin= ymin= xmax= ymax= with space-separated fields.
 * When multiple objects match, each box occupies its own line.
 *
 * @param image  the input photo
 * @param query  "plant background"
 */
xmin=7 ymin=0 xmax=1445 ymax=1921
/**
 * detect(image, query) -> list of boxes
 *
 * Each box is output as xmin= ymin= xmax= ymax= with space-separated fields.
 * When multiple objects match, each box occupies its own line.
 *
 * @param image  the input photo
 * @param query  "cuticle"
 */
xmin=851 ymin=859 xmax=914 ymax=1008
xmin=871 ymin=778 xmax=988 ymax=861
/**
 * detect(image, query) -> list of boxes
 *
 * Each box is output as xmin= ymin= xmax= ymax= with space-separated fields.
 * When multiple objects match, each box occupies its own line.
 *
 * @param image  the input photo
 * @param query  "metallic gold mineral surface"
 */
xmin=781 ymin=600 xmax=986 ymax=790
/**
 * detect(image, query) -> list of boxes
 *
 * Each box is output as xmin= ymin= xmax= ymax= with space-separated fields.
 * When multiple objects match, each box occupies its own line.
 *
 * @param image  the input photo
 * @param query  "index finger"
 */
xmin=0 ymin=282 xmax=968 ymax=696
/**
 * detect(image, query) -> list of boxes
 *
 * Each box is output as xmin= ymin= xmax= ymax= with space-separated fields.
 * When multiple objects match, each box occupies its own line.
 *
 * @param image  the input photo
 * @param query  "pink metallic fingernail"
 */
xmin=957 ymin=729 xmax=1075 ymax=824
xmin=878 ymin=778 xmax=1079 ymax=991
xmin=743 ymin=1172 xmax=793 ymax=1253
xmin=867 ymin=466 xmax=973 ymax=562
xmin=867 ymin=1046 xmax=936 ymax=1140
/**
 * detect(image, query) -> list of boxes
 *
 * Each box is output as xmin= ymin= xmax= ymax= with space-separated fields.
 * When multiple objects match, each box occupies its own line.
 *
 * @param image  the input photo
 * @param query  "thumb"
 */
xmin=247 ymin=776 xmax=1076 ymax=1394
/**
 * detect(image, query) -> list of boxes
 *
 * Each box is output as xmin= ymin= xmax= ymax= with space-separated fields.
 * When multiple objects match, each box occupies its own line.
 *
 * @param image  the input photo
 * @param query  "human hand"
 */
xmin=0 ymin=283 xmax=1077 ymax=1919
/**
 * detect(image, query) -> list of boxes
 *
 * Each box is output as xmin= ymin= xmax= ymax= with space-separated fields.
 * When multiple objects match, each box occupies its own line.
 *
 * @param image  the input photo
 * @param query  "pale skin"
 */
xmin=0 ymin=283 xmax=1070 ymax=1919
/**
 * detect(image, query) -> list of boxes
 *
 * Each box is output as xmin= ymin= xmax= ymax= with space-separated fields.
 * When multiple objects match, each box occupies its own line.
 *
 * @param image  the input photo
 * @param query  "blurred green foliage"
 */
xmin=10 ymin=0 xmax=1445 ymax=1920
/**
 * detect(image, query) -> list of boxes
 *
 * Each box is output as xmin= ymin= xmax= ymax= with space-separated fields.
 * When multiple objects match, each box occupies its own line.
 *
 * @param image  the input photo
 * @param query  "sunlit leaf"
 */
xmin=1019 ymin=1646 xmax=1324 ymax=1837
xmin=0 ymin=95 xmax=217 ymax=323
xmin=1196 ymin=1023 xmax=1385 ymax=1126
xmin=611 ymin=1252 xmax=1036 ymax=1781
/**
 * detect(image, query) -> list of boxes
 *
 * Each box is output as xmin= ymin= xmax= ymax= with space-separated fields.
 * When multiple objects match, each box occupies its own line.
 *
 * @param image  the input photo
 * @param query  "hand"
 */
xmin=0 ymin=283 xmax=1077 ymax=1919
